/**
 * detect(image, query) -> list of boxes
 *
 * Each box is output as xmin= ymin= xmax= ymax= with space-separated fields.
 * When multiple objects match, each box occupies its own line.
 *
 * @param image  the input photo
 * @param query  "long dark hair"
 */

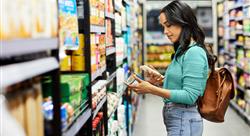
xmin=160 ymin=0 xmax=216 ymax=69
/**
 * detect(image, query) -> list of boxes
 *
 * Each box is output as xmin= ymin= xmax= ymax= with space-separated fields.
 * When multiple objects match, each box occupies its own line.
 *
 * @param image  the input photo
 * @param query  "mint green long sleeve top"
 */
xmin=163 ymin=43 xmax=209 ymax=105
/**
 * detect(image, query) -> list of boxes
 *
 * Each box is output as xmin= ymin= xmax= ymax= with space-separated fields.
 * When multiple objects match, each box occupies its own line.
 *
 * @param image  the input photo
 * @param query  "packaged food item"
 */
xmin=24 ymin=89 xmax=38 ymax=136
xmin=72 ymin=55 xmax=85 ymax=71
xmin=58 ymin=0 xmax=79 ymax=50
xmin=73 ymin=34 xmax=85 ymax=55
xmin=140 ymin=65 xmax=164 ymax=78
xmin=60 ymin=55 xmax=71 ymax=71
xmin=125 ymin=73 xmax=142 ymax=86
xmin=33 ymin=81 xmax=44 ymax=136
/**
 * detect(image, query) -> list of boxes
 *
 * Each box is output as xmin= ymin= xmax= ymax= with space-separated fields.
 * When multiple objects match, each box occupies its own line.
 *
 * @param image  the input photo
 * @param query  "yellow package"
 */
xmin=73 ymin=34 xmax=85 ymax=55
xmin=72 ymin=55 xmax=85 ymax=71
xmin=91 ymin=64 xmax=97 ymax=73
xmin=60 ymin=55 xmax=71 ymax=71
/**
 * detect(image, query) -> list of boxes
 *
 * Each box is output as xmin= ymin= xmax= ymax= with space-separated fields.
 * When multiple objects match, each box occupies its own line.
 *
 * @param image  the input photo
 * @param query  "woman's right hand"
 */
xmin=143 ymin=65 xmax=164 ymax=86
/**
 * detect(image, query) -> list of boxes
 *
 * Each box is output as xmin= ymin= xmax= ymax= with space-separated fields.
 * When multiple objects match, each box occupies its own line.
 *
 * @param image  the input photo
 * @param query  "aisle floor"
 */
xmin=133 ymin=94 xmax=250 ymax=136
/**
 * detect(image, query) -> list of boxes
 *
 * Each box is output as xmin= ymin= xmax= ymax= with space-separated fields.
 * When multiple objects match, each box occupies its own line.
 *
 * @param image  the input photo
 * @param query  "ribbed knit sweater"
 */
xmin=163 ymin=43 xmax=209 ymax=105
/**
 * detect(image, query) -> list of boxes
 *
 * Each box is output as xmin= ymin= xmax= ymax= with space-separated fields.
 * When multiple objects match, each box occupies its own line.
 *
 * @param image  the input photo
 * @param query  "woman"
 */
xmin=126 ymin=1 xmax=215 ymax=136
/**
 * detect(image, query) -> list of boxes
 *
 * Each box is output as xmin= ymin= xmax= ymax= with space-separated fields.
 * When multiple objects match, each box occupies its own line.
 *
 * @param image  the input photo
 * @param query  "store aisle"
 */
xmin=133 ymin=94 xmax=250 ymax=136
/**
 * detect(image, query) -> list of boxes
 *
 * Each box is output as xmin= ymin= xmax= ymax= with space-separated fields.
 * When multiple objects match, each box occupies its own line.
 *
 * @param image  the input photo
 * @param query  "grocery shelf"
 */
xmin=122 ymin=27 xmax=128 ymax=32
xmin=108 ymin=99 xmax=120 ymax=119
xmin=235 ymin=30 xmax=243 ymax=35
xmin=246 ymin=99 xmax=250 ymax=104
xmin=229 ymin=17 xmax=235 ymax=21
xmin=107 ymin=71 xmax=116 ymax=84
xmin=115 ymin=5 xmax=121 ymax=13
xmin=237 ymin=84 xmax=245 ymax=93
xmin=123 ymin=56 xmax=127 ymax=61
xmin=244 ymin=32 xmax=250 ymax=36
xmin=92 ymin=96 xmax=107 ymax=119
xmin=0 ymin=57 xmax=59 ymax=90
xmin=243 ymin=16 xmax=250 ymax=20
xmin=230 ymin=101 xmax=250 ymax=125
xmin=116 ymin=60 xmax=123 ymax=67
xmin=121 ymin=85 xmax=127 ymax=97
xmin=115 ymin=31 xmax=122 ymax=36
xmin=105 ymin=11 xmax=115 ymax=19
xmin=0 ymin=38 xmax=58 ymax=58
xmin=224 ymin=51 xmax=236 ymax=57
xmin=106 ymin=47 xmax=116 ymax=56
xmin=123 ymin=0 xmax=130 ymax=5
xmin=228 ymin=3 xmax=243 ymax=11
xmin=63 ymin=108 xmax=91 ymax=136
xmin=236 ymin=64 xmax=250 ymax=75
xmin=235 ymin=17 xmax=243 ymax=21
xmin=91 ymin=65 xmax=107 ymax=81
xmin=245 ymin=46 xmax=250 ymax=50
xmin=90 ymin=25 xmax=105 ymax=33
xmin=243 ymin=3 xmax=250 ymax=8
xmin=236 ymin=42 xmax=244 ymax=46
xmin=224 ymin=60 xmax=235 ymax=66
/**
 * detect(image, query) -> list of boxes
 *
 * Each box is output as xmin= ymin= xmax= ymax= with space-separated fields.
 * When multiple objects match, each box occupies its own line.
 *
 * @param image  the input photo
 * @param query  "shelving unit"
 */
xmin=93 ymin=96 xmax=107 ymax=119
xmin=0 ymin=57 xmax=59 ymax=90
xmin=62 ymin=108 xmax=91 ymax=136
xmin=216 ymin=0 xmax=250 ymax=125
xmin=1 ymin=0 xmax=145 ymax=136
xmin=1 ymin=38 xmax=58 ymax=57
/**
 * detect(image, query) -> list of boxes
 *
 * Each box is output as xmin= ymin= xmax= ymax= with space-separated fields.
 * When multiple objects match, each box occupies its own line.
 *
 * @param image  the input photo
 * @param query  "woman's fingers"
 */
xmin=147 ymin=65 xmax=156 ymax=70
xmin=132 ymin=74 xmax=143 ymax=83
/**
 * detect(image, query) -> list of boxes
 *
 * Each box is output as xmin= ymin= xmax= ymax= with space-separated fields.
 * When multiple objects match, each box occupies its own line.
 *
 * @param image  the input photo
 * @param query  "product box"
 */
xmin=72 ymin=34 xmax=85 ymax=55
xmin=72 ymin=55 xmax=85 ymax=71
xmin=58 ymin=0 xmax=79 ymax=50
xmin=60 ymin=55 xmax=72 ymax=71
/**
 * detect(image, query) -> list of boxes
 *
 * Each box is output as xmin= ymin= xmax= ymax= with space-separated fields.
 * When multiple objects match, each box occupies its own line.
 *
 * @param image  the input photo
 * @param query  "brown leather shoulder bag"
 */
xmin=198 ymin=67 xmax=235 ymax=122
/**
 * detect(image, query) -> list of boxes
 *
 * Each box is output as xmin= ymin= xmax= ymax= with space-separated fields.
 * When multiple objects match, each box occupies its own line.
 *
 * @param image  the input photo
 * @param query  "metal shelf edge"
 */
xmin=92 ymin=96 xmax=107 ymax=119
xmin=123 ymin=0 xmax=130 ymax=5
xmin=230 ymin=101 xmax=250 ymax=123
xmin=0 ymin=57 xmax=59 ymax=90
xmin=91 ymin=65 xmax=107 ymax=82
xmin=1 ymin=38 xmax=58 ymax=58
xmin=107 ymin=71 xmax=117 ymax=83
xmin=62 ymin=108 xmax=91 ymax=136
xmin=236 ymin=85 xmax=245 ymax=93
xmin=90 ymin=25 xmax=105 ymax=33
xmin=105 ymin=12 xmax=115 ymax=19
xmin=106 ymin=47 xmax=116 ymax=56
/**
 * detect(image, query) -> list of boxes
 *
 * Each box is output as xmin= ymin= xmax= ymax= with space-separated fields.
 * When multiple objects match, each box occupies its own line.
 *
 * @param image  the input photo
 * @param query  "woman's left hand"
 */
xmin=125 ymin=74 xmax=153 ymax=94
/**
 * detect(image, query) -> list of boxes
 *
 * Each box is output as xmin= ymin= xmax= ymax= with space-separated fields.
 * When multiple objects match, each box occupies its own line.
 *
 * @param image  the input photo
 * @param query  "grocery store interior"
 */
xmin=1 ymin=0 xmax=250 ymax=136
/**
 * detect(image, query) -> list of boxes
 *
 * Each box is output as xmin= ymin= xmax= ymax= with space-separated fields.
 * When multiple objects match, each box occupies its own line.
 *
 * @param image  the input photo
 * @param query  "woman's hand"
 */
xmin=143 ymin=65 xmax=164 ymax=86
xmin=125 ymin=74 xmax=153 ymax=94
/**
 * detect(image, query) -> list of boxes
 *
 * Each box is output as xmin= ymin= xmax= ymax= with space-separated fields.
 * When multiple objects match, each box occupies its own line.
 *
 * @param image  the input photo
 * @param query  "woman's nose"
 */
xmin=164 ymin=28 xmax=169 ymax=35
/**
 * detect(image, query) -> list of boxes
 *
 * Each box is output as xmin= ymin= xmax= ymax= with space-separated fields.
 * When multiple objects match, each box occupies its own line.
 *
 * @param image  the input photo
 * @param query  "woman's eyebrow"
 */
xmin=163 ymin=21 xmax=169 ymax=25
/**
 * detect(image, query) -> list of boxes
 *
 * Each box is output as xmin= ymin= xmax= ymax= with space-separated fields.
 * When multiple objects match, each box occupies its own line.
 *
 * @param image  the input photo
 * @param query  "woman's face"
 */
xmin=159 ymin=13 xmax=182 ymax=43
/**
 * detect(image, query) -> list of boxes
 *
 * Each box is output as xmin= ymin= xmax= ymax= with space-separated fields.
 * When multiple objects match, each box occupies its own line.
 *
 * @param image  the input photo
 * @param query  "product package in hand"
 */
xmin=124 ymin=72 xmax=143 ymax=86
xmin=140 ymin=65 xmax=164 ymax=81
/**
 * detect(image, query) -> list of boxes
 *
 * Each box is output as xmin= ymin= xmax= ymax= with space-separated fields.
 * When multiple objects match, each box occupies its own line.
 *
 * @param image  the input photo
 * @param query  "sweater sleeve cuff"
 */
xmin=168 ymin=89 xmax=178 ymax=102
